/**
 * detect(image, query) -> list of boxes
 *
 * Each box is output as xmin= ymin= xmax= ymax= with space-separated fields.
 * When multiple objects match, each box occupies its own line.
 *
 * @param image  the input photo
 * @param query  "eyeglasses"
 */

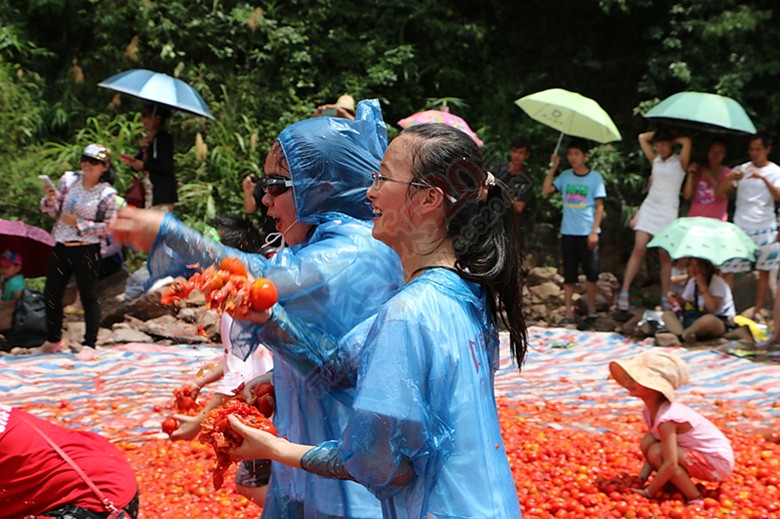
xmin=371 ymin=172 xmax=435 ymax=191
xmin=371 ymin=172 xmax=457 ymax=203
xmin=80 ymin=155 xmax=105 ymax=166
xmin=261 ymin=175 xmax=294 ymax=196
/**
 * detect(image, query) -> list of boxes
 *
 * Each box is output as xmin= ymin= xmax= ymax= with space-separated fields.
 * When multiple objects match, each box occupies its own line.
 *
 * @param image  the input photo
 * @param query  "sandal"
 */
xmin=660 ymin=296 xmax=672 ymax=311
xmin=617 ymin=292 xmax=629 ymax=311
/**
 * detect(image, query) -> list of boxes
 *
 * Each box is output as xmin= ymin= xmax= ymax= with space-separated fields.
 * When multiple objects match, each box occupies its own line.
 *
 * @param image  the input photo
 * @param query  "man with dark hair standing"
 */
xmin=717 ymin=131 xmax=780 ymax=323
xmin=494 ymin=138 xmax=533 ymax=244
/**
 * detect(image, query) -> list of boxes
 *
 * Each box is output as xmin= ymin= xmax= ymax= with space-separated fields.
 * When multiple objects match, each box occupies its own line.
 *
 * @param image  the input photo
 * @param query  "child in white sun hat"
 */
xmin=609 ymin=350 xmax=734 ymax=504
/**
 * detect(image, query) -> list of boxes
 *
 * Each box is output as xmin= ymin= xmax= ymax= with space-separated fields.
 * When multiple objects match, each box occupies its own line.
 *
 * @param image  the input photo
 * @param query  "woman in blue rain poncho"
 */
xmin=228 ymin=123 xmax=528 ymax=518
xmin=112 ymin=100 xmax=403 ymax=518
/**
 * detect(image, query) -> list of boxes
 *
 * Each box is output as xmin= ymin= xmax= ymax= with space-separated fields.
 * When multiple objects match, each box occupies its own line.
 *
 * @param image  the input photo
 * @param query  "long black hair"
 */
xmin=400 ymin=123 xmax=528 ymax=371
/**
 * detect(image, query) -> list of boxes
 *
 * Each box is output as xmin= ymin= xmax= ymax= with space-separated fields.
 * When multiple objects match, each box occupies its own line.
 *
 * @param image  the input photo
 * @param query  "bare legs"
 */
xmin=563 ymin=283 xmax=575 ymax=319
xmin=722 ymin=270 xmax=773 ymax=321
xmin=659 ymin=248 xmax=672 ymax=301
xmin=662 ymin=311 xmax=726 ymax=342
xmin=620 ymin=231 xmax=652 ymax=297
xmin=639 ymin=433 xmax=701 ymax=501
xmin=754 ymin=270 xmax=771 ymax=319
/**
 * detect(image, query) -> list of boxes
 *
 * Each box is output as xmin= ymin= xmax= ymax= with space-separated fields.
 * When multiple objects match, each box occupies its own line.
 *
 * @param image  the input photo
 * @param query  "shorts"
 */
xmin=720 ymin=226 xmax=779 ymax=273
xmin=561 ymin=234 xmax=599 ymax=284
xmin=235 ymin=458 xmax=272 ymax=487
xmin=681 ymin=448 xmax=733 ymax=482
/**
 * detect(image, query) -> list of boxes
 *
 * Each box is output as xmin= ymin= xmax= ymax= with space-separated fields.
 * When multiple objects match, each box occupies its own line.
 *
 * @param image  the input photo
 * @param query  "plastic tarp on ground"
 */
xmin=1 ymin=327 xmax=779 ymax=439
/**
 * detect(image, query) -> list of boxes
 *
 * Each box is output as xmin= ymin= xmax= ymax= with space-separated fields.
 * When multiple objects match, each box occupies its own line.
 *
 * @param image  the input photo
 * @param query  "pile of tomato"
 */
xmin=92 ymin=395 xmax=779 ymax=518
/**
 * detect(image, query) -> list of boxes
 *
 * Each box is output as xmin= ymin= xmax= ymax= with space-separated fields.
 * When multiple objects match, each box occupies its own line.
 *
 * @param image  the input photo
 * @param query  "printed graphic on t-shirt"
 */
xmin=564 ymin=184 xmax=589 ymax=209
xmin=696 ymin=180 xmax=716 ymax=205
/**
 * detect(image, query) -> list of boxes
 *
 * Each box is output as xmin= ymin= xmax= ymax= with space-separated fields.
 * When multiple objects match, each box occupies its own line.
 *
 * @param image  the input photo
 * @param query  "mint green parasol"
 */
xmin=644 ymin=91 xmax=755 ymax=135
xmin=647 ymin=217 xmax=758 ymax=266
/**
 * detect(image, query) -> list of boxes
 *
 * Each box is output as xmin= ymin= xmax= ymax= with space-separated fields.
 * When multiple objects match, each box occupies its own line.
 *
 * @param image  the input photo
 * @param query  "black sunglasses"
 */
xmin=80 ymin=155 xmax=105 ymax=166
xmin=261 ymin=175 xmax=293 ymax=196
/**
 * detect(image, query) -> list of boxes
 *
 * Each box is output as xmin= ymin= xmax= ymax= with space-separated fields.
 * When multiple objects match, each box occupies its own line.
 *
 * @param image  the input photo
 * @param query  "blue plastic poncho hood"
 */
xmin=278 ymin=99 xmax=387 ymax=225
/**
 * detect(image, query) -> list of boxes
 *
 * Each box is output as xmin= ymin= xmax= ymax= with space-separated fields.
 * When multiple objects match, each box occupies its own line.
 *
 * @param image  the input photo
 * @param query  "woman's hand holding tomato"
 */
xmin=227 ymin=414 xmax=281 ymax=461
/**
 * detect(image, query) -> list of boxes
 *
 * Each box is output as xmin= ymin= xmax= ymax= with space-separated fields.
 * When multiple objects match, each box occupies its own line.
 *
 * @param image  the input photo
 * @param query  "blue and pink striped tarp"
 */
xmin=1 ymin=326 xmax=779 ymax=439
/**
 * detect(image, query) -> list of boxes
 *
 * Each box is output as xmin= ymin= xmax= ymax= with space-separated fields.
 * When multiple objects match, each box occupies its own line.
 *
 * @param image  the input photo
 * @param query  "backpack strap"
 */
xmin=94 ymin=185 xmax=117 ymax=223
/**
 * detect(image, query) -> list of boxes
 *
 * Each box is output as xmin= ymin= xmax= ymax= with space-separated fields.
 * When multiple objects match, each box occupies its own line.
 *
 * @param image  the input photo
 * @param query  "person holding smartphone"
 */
xmin=38 ymin=144 xmax=117 ymax=353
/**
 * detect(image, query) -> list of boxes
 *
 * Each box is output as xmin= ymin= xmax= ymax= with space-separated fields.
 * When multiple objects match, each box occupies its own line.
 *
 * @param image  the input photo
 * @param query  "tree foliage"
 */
xmin=1 ymin=0 xmax=779 ymax=271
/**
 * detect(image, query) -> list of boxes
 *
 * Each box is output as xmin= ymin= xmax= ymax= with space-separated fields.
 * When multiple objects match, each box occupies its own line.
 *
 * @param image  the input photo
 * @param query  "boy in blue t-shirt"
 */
xmin=541 ymin=139 xmax=606 ymax=324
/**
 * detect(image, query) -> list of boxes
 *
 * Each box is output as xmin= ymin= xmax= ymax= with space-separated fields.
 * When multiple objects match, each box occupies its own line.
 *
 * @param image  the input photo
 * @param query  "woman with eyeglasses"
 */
xmin=38 ymin=144 xmax=118 ymax=353
xmin=226 ymin=123 xmax=527 ymax=519
xmin=112 ymin=99 xmax=403 ymax=517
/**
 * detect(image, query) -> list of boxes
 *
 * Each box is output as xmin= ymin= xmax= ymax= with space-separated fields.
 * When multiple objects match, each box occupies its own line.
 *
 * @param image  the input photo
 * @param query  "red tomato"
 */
xmin=249 ymin=278 xmax=278 ymax=310
xmin=219 ymin=257 xmax=249 ymax=277
xmin=162 ymin=416 xmax=179 ymax=434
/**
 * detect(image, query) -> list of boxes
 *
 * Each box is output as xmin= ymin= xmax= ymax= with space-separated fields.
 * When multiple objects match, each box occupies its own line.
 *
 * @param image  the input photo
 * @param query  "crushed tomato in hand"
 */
xmin=160 ymin=259 xmax=278 ymax=318
xmin=237 ymin=382 xmax=275 ymax=418
xmin=199 ymin=399 xmax=277 ymax=490
xmin=172 ymin=386 xmax=200 ymax=415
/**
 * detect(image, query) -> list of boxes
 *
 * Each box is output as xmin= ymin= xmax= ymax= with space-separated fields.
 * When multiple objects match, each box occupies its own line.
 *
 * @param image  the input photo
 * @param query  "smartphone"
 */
xmin=322 ymin=107 xmax=338 ymax=117
xmin=120 ymin=153 xmax=134 ymax=164
xmin=38 ymin=175 xmax=54 ymax=188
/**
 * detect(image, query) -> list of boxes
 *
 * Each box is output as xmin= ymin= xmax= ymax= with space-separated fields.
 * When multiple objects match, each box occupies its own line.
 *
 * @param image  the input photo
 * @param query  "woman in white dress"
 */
xmin=618 ymin=130 xmax=691 ymax=311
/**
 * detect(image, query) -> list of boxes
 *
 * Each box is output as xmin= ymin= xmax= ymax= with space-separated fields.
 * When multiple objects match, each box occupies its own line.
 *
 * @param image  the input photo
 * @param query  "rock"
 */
xmin=60 ymin=322 xmax=113 ymax=347
xmin=655 ymin=332 xmax=681 ymax=347
xmin=529 ymin=282 xmax=562 ymax=304
xmin=112 ymin=327 xmax=154 ymax=344
xmin=575 ymin=294 xmax=611 ymax=314
xmin=526 ymin=266 xmax=563 ymax=286
xmin=101 ymin=292 xmax=177 ymax=327
xmin=141 ymin=315 xmax=208 ymax=343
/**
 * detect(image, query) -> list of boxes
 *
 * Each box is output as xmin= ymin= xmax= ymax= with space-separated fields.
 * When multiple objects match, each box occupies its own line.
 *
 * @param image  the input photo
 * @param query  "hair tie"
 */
xmin=484 ymin=172 xmax=496 ymax=188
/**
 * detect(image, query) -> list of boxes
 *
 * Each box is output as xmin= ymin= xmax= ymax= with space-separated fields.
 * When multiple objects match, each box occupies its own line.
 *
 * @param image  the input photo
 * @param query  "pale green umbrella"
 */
xmin=644 ymin=91 xmax=756 ymax=135
xmin=647 ymin=217 xmax=758 ymax=266
xmin=515 ymin=88 xmax=621 ymax=163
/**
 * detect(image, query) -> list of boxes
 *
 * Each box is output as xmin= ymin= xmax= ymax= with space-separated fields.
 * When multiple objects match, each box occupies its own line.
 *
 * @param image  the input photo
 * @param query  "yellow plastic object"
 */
xmin=733 ymin=315 xmax=768 ymax=342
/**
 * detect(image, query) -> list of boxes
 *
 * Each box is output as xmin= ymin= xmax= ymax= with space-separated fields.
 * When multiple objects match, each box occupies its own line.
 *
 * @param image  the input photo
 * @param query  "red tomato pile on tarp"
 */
xmin=199 ymin=399 xmax=277 ymax=490
xmin=497 ymin=397 xmax=780 ymax=519
xmin=16 ymin=391 xmax=780 ymax=518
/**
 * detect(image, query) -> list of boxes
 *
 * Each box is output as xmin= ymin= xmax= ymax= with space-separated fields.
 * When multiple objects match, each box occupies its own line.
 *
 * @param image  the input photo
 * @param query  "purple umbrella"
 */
xmin=0 ymin=219 xmax=55 ymax=278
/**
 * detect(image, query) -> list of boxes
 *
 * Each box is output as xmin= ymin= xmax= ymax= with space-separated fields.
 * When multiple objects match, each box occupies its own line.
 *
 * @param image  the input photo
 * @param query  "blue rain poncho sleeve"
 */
xmin=252 ymin=304 xmax=375 ymax=406
xmin=145 ymin=214 xmax=266 ymax=288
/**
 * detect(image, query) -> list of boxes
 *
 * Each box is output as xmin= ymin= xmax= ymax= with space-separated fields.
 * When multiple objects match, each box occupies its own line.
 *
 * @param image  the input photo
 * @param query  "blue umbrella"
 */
xmin=98 ymin=69 xmax=214 ymax=120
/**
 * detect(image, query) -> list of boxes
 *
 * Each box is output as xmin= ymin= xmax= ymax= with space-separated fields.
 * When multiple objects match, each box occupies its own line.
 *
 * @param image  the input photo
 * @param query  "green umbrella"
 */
xmin=647 ymin=217 xmax=758 ymax=266
xmin=644 ymin=91 xmax=755 ymax=135
xmin=515 ymin=88 xmax=621 ymax=164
